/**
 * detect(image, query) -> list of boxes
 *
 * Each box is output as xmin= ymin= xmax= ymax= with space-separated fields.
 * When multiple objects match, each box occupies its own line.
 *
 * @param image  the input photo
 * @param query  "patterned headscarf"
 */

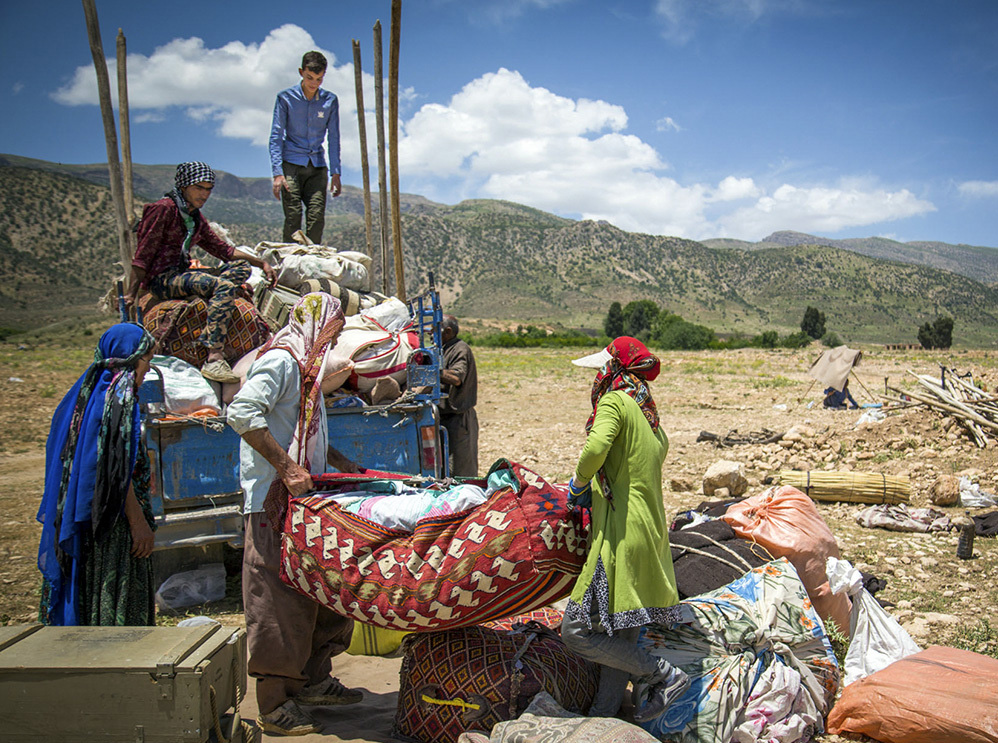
xmin=586 ymin=336 xmax=660 ymax=434
xmin=37 ymin=323 xmax=155 ymax=625
xmin=174 ymin=161 xmax=215 ymax=190
xmin=260 ymin=293 xmax=346 ymax=528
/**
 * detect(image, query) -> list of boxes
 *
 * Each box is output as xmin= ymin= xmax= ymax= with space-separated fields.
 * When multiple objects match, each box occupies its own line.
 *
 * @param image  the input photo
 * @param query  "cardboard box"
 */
xmin=0 ymin=623 xmax=246 ymax=742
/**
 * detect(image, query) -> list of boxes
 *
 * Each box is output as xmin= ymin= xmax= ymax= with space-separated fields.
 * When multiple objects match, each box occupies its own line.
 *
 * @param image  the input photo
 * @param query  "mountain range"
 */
xmin=2 ymin=153 xmax=997 ymax=348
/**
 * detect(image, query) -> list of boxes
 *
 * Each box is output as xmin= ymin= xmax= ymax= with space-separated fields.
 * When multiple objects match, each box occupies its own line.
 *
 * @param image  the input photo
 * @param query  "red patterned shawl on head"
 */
xmin=260 ymin=292 xmax=345 ymax=528
xmin=585 ymin=336 xmax=661 ymax=434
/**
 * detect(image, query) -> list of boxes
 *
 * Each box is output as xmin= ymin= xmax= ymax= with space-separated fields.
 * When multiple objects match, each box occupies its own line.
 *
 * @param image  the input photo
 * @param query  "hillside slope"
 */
xmin=3 ymin=158 xmax=998 ymax=347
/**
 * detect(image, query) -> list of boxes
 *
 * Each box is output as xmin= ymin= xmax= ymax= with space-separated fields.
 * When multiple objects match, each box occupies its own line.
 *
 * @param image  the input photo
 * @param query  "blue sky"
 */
xmin=2 ymin=0 xmax=996 ymax=246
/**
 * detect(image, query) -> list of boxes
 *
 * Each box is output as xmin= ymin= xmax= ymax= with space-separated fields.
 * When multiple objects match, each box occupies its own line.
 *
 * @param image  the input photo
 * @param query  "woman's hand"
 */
xmin=280 ymin=461 xmax=315 ymax=497
xmin=568 ymin=477 xmax=593 ymax=509
xmin=128 ymin=518 xmax=156 ymax=558
xmin=124 ymin=486 xmax=155 ymax=558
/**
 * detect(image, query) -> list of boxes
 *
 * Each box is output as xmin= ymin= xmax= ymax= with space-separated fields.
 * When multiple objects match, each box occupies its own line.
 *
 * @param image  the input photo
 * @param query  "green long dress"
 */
xmin=568 ymin=391 xmax=680 ymax=632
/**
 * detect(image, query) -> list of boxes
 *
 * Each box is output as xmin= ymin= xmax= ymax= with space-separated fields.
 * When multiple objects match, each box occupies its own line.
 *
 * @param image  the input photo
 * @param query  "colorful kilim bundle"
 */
xmin=142 ymin=296 xmax=270 ymax=367
xmin=393 ymin=625 xmax=599 ymax=743
xmin=480 ymin=605 xmax=565 ymax=632
xmin=279 ymin=461 xmax=588 ymax=632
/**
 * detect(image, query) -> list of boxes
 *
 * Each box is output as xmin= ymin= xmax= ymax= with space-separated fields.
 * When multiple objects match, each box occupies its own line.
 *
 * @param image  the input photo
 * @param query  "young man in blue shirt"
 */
xmin=270 ymin=51 xmax=341 ymax=244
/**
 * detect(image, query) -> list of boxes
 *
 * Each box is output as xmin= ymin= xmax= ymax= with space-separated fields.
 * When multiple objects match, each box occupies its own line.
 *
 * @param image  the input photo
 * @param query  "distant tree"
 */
xmin=758 ymin=330 xmax=779 ymax=349
xmin=781 ymin=331 xmax=813 ymax=349
xmin=657 ymin=319 xmax=716 ymax=350
xmin=801 ymin=306 xmax=826 ymax=340
xmin=622 ymin=300 xmax=660 ymax=337
xmin=918 ymin=315 xmax=954 ymax=349
xmin=604 ymin=301 xmax=624 ymax=337
xmin=822 ymin=331 xmax=842 ymax=348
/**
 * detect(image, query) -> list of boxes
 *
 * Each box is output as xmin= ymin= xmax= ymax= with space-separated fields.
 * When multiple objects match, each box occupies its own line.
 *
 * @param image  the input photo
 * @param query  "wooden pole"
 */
xmin=352 ymin=40 xmax=375 ymax=274
xmin=373 ymin=21 xmax=390 ymax=296
xmin=388 ymin=0 xmax=406 ymax=301
xmin=116 ymin=28 xmax=135 ymax=224
xmin=81 ymin=0 xmax=132 ymax=293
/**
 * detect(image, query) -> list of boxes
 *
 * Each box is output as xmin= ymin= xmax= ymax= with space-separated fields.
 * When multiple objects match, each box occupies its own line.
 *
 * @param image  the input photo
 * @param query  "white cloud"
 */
xmin=12 ymin=82 xmax=23 ymax=94
xmin=958 ymin=180 xmax=998 ymax=198
xmin=49 ymin=25 xmax=937 ymax=242
xmin=714 ymin=181 xmax=935 ymax=239
xmin=655 ymin=116 xmax=681 ymax=132
xmin=654 ymin=0 xmax=815 ymax=44
xmin=51 ymin=24 xmax=367 ymax=151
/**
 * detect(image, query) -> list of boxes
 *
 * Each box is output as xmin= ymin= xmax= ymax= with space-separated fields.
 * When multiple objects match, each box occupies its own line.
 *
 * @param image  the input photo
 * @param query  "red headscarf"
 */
xmin=586 ymin=336 xmax=660 ymax=433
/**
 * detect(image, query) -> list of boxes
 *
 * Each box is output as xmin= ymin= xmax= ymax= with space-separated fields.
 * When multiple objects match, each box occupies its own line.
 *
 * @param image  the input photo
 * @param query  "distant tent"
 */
xmin=809 ymin=346 xmax=862 ymax=393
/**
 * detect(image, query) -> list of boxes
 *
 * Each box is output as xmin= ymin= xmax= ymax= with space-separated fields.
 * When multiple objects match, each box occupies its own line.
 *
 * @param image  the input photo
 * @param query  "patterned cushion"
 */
xmin=141 ymin=296 xmax=271 ymax=367
xmin=480 ymin=606 xmax=564 ymax=633
xmin=394 ymin=625 xmax=599 ymax=743
xmin=279 ymin=461 xmax=588 ymax=632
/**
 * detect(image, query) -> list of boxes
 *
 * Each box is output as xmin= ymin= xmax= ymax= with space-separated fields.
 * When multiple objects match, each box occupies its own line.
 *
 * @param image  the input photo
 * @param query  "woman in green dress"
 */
xmin=37 ymin=323 xmax=158 ymax=626
xmin=561 ymin=336 xmax=689 ymax=723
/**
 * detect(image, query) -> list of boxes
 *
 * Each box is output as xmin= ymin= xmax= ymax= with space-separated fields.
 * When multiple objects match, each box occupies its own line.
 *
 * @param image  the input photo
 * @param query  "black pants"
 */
xmin=280 ymin=161 xmax=327 ymax=243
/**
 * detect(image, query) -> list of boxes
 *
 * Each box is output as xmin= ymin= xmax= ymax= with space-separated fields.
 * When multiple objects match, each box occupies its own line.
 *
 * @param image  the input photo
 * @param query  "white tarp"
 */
xmin=808 ymin=345 xmax=862 ymax=392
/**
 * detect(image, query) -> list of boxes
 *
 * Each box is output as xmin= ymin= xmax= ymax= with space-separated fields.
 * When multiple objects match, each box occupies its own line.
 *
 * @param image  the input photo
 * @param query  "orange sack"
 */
xmin=722 ymin=485 xmax=851 ymax=632
xmin=827 ymin=645 xmax=998 ymax=743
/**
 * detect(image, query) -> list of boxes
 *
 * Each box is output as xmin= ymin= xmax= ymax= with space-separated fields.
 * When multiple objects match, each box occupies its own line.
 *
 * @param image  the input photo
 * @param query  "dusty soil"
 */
xmin=2 ymin=339 xmax=996 ymax=740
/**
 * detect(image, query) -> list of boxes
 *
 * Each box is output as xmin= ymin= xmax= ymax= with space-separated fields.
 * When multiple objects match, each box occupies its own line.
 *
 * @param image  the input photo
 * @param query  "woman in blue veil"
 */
xmin=37 ymin=322 xmax=157 ymax=625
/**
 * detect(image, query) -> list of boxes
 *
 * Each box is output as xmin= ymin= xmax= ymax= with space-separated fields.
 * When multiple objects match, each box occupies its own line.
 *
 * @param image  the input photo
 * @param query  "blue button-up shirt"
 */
xmin=269 ymin=84 xmax=341 ymax=176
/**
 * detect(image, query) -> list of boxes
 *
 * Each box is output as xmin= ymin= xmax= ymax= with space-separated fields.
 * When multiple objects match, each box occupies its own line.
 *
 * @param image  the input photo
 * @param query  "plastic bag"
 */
xmin=360 ymin=297 xmax=412 ymax=333
xmin=959 ymin=477 xmax=998 ymax=508
xmin=826 ymin=556 xmax=920 ymax=685
xmin=827 ymin=645 xmax=998 ymax=743
xmin=723 ymin=485 xmax=852 ymax=632
xmin=155 ymin=563 xmax=227 ymax=609
xmin=150 ymin=355 xmax=220 ymax=415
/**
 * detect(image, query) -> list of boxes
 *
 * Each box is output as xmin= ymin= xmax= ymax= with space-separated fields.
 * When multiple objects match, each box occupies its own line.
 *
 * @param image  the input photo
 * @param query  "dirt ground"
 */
xmin=1 ymin=339 xmax=996 ymax=741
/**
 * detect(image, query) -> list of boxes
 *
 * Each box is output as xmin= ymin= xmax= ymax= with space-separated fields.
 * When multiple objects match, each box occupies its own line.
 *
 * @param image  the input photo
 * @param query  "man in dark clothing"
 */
xmin=823 ymin=380 xmax=859 ymax=409
xmin=439 ymin=315 xmax=479 ymax=477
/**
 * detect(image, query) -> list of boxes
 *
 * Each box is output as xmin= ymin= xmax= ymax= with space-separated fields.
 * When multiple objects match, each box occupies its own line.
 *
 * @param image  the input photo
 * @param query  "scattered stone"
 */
xmin=929 ymin=475 xmax=960 ymax=506
xmin=702 ymin=460 xmax=748 ymax=497
xmin=669 ymin=476 xmax=694 ymax=493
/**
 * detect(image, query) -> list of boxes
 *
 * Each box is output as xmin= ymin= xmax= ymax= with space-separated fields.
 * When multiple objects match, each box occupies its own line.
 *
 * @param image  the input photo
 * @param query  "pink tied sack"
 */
xmin=722 ymin=485 xmax=852 ymax=633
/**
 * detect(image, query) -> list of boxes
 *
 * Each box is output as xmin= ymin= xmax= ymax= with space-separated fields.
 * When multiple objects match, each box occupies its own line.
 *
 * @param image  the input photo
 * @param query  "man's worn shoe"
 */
xmin=633 ymin=666 xmax=691 ymax=723
xmin=201 ymin=359 xmax=240 ymax=384
xmin=257 ymin=700 xmax=321 ymax=736
xmin=296 ymin=676 xmax=364 ymax=706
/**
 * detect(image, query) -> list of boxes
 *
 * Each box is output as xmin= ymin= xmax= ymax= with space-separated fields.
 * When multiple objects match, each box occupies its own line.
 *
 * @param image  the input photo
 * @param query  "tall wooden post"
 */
xmin=116 ymin=28 xmax=135 ymax=224
xmin=352 ymin=40 xmax=375 ymax=273
xmin=373 ymin=21 xmax=390 ymax=296
xmin=388 ymin=0 xmax=406 ymax=301
xmin=81 ymin=0 xmax=132 ymax=288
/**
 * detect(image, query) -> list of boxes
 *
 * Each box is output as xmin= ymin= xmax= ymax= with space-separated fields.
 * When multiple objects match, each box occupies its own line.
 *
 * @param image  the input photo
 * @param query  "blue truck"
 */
xmin=139 ymin=284 xmax=449 ymax=552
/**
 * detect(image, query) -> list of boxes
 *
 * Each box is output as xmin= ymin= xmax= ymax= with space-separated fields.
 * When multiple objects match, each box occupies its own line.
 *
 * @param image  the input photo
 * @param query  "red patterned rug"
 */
xmin=280 ymin=460 xmax=588 ymax=632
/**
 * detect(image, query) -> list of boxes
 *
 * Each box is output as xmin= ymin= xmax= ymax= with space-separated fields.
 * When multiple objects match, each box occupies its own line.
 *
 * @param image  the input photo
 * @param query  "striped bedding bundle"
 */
xmin=279 ymin=460 xmax=589 ymax=632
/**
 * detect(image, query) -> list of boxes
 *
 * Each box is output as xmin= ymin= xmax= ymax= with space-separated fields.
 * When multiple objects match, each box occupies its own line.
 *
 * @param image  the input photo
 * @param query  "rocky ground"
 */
xmin=1 ymin=334 xmax=996 ymax=741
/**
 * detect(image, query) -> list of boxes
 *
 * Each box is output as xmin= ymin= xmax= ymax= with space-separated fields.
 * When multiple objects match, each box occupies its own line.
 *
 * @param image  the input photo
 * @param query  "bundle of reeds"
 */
xmin=778 ymin=470 xmax=910 ymax=504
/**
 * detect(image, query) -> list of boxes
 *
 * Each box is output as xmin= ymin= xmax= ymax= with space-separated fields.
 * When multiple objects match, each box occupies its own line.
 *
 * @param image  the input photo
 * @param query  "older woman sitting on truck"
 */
xmin=124 ymin=161 xmax=277 ymax=384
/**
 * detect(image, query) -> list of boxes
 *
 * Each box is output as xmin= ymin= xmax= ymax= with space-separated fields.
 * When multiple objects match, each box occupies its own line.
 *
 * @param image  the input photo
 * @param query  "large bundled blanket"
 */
xmin=279 ymin=461 xmax=589 ymax=632
xmin=141 ymin=295 xmax=271 ymax=367
xmin=638 ymin=558 xmax=840 ymax=743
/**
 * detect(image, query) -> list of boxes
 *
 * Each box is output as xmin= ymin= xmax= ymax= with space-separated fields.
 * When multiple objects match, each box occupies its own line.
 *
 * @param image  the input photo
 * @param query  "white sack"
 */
xmin=826 ymin=556 xmax=921 ymax=686
xmin=150 ymin=355 xmax=220 ymax=414
xmin=360 ymin=297 xmax=411 ymax=333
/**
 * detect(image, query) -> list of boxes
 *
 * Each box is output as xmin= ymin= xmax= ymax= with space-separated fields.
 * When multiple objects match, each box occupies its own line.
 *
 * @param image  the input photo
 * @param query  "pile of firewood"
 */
xmin=889 ymin=368 xmax=998 ymax=448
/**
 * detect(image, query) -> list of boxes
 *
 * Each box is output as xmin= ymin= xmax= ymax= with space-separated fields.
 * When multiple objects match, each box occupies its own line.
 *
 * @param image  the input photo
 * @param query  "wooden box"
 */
xmin=0 ymin=623 xmax=246 ymax=742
